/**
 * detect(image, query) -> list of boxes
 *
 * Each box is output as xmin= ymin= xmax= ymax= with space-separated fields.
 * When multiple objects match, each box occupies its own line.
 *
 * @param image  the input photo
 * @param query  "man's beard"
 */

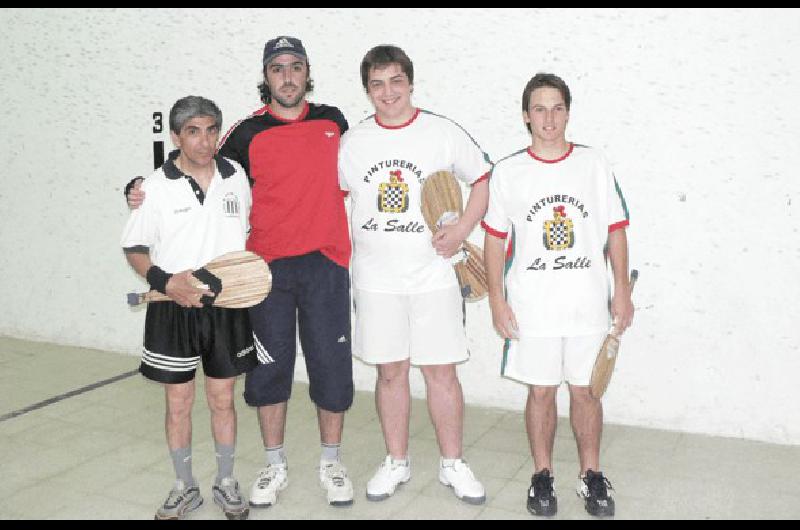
xmin=272 ymin=84 xmax=306 ymax=109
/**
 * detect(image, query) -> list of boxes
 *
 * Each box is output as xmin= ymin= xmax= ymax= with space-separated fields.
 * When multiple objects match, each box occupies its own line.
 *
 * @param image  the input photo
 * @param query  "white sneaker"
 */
xmin=319 ymin=460 xmax=354 ymax=506
xmin=438 ymin=458 xmax=486 ymax=505
xmin=366 ymin=455 xmax=411 ymax=501
xmin=249 ymin=462 xmax=288 ymax=508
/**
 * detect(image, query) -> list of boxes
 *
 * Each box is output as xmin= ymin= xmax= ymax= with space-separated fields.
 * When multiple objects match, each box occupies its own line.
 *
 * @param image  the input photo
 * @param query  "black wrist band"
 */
xmin=146 ymin=265 xmax=172 ymax=295
xmin=192 ymin=268 xmax=222 ymax=307
xmin=124 ymin=176 xmax=144 ymax=198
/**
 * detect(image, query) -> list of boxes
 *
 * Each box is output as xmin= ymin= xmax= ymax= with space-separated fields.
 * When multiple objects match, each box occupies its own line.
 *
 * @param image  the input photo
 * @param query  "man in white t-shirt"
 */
xmin=482 ymin=73 xmax=634 ymax=518
xmin=121 ymin=96 xmax=256 ymax=520
xmin=338 ymin=45 xmax=491 ymax=505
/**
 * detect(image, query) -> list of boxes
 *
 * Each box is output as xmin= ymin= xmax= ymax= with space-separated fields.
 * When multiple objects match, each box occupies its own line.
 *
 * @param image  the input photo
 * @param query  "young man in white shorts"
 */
xmin=338 ymin=45 xmax=491 ymax=505
xmin=121 ymin=96 xmax=257 ymax=520
xmin=483 ymin=73 xmax=634 ymax=518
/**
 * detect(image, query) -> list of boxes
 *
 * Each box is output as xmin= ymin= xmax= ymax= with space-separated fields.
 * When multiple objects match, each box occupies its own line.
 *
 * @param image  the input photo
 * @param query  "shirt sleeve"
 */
xmin=607 ymin=165 xmax=630 ymax=233
xmin=334 ymin=107 xmax=349 ymax=136
xmin=238 ymin=169 xmax=252 ymax=233
xmin=218 ymin=122 xmax=250 ymax=179
xmin=481 ymin=167 xmax=510 ymax=239
xmin=338 ymin=133 xmax=352 ymax=193
xmin=120 ymin=179 xmax=158 ymax=249
xmin=448 ymin=121 xmax=493 ymax=185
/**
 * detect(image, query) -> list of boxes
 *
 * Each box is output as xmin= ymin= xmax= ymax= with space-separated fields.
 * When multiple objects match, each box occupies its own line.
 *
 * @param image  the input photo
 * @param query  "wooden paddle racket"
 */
xmin=589 ymin=269 xmax=639 ymax=399
xmin=421 ymin=170 xmax=488 ymax=301
xmin=127 ymin=250 xmax=272 ymax=309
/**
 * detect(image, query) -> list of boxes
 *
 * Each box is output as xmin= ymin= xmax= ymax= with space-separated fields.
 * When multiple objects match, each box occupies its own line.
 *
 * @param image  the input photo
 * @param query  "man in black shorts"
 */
xmin=126 ymin=37 xmax=355 ymax=508
xmin=121 ymin=96 xmax=258 ymax=520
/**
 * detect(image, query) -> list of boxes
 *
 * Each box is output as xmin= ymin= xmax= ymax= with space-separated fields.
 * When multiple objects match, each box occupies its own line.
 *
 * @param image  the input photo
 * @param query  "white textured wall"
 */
xmin=2 ymin=8 xmax=798 ymax=444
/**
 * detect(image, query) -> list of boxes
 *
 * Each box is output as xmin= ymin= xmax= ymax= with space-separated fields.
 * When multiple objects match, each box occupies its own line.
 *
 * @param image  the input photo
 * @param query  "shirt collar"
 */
xmin=163 ymin=149 xmax=235 ymax=179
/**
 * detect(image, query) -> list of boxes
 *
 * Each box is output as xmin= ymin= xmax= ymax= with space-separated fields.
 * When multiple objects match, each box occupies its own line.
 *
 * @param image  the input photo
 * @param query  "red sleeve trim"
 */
xmin=481 ymin=221 xmax=508 ymax=239
xmin=470 ymin=171 xmax=490 ymax=186
xmin=608 ymin=220 xmax=629 ymax=233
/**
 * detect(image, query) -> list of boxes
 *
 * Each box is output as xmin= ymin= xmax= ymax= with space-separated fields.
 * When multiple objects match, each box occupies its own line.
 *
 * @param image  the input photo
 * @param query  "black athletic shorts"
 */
xmin=244 ymin=252 xmax=354 ymax=412
xmin=140 ymin=302 xmax=258 ymax=384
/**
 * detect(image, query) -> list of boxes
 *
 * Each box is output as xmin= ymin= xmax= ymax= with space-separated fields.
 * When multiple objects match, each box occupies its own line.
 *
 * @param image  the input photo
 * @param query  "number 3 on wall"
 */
xmin=153 ymin=111 xmax=165 ymax=169
xmin=153 ymin=112 xmax=163 ymax=134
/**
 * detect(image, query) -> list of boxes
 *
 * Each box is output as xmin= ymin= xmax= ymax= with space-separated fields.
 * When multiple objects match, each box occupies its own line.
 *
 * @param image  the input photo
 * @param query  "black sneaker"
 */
xmin=576 ymin=470 xmax=615 ymax=517
xmin=527 ymin=469 xmax=557 ymax=516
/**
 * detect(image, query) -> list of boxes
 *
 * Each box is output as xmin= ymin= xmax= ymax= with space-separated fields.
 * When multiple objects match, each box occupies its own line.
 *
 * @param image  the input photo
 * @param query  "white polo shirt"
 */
xmin=339 ymin=109 xmax=492 ymax=294
xmin=482 ymin=144 xmax=629 ymax=337
xmin=121 ymin=151 xmax=251 ymax=273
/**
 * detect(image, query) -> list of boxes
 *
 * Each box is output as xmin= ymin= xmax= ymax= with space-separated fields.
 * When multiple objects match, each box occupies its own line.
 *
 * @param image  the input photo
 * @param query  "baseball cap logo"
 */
xmin=263 ymin=36 xmax=308 ymax=66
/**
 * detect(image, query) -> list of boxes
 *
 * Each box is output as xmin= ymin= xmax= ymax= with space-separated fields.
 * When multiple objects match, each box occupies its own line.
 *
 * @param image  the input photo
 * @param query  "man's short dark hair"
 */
xmin=360 ymin=45 xmax=414 ymax=91
xmin=169 ymin=96 xmax=222 ymax=134
xmin=521 ymin=73 xmax=571 ymax=133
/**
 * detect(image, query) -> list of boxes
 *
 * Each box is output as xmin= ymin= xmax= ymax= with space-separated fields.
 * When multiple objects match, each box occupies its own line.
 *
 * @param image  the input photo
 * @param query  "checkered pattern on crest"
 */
xmin=378 ymin=183 xmax=409 ymax=213
xmin=543 ymin=220 xmax=574 ymax=250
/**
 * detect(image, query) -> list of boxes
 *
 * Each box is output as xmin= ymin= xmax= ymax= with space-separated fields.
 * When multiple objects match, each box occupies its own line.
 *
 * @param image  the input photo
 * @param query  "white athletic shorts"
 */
xmin=501 ymin=333 xmax=607 ymax=386
xmin=353 ymin=287 xmax=469 ymax=366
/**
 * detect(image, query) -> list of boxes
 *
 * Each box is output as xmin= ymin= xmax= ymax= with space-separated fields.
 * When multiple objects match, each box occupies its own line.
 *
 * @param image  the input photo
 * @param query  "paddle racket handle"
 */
xmin=454 ymin=264 xmax=472 ymax=299
xmin=127 ymin=290 xmax=168 ymax=306
xmin=127 ymin=292 xmax=145 ymax=306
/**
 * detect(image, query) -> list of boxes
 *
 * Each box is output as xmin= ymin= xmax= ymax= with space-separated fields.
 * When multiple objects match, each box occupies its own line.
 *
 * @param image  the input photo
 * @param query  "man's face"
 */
xmin=171 ymin=115 xmax=219 ymax=168
xmin=366 ymin=63 xmax=414 ymax=124
xmin=524 ymin=87 xmax=569 ymax=143
xmin=265 ymin=53 xmax=309 ymax=109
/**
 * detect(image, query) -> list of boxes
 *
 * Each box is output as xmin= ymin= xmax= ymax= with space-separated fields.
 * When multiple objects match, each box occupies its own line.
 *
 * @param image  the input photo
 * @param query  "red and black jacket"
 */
xmin=219 ymin=102 xmax=351 ymax=268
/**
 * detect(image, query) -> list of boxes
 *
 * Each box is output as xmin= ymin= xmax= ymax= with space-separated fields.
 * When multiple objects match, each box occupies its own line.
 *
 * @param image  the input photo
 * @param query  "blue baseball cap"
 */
xmin=263 ymin=36 xmax=308 ymax=66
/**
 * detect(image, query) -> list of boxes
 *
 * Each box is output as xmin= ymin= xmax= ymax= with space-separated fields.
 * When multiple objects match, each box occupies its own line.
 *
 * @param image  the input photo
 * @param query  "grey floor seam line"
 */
xmin=0 ymin=369 xmax=140 ymax=423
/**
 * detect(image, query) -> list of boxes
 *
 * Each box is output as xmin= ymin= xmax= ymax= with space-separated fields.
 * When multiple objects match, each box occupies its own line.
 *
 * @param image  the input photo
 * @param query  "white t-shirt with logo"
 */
xmin=482 ymin=144 xmax=629 ymax=337
xmin=339 ymin=109 xmax=492 ymax=294
xmin=120 ymin=155 xmax=251 ymax=273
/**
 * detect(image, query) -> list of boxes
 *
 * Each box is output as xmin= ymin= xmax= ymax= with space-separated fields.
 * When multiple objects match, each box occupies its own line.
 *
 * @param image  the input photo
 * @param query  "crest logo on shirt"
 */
xmin=378 ymin=170 xmax=409 ymax=213
xmin=543 ymin=206 xmax=574 ymax=250
xmin=222 ymin=193 xmax=240 ymax=217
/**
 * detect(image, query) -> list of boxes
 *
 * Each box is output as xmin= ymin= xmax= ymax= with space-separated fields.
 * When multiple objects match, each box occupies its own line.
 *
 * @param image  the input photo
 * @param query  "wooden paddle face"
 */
xmin=420 ymin=171 xmax=489 ymax=301
xmin=588 ymin=270 xmax=638 ymax=399
xmin=128 ymin=250 xmax=272 ymax=309
xmin=589 ymin=334 xmax=619 ymax=399
xmin=421 ymin=170 xmax=464 ymax=232
xmin=202 ymin=250 xmax=272 ymax=308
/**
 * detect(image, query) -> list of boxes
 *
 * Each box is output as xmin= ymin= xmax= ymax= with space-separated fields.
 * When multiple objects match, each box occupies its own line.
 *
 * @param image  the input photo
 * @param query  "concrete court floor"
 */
xmin=1 ymin=336 xmax=798 ymax=520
